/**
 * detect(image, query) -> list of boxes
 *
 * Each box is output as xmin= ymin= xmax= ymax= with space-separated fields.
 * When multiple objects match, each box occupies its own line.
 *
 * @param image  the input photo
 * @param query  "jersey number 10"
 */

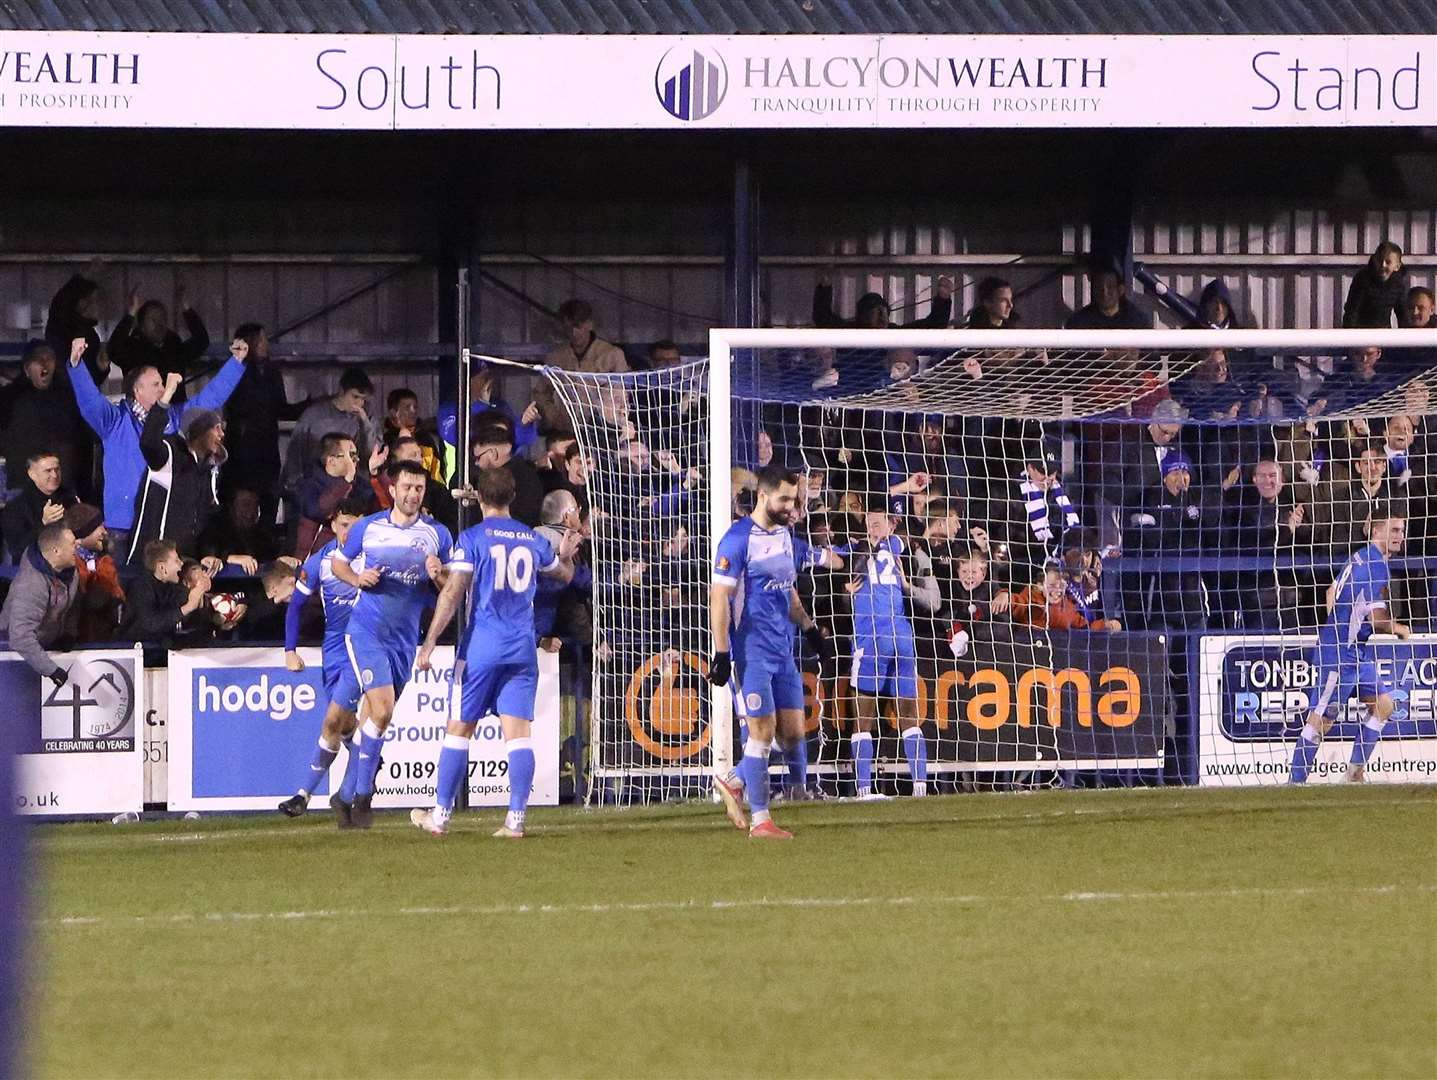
xmin=489 ymin=544 xmax=535 ymax=593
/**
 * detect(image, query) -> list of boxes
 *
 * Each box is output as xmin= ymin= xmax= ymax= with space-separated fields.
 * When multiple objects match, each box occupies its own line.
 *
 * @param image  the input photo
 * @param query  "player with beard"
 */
xmin=710 ymin=465 xmax=834 ymax=838
xmin=330 ymin=461 xmax=453 ymax=828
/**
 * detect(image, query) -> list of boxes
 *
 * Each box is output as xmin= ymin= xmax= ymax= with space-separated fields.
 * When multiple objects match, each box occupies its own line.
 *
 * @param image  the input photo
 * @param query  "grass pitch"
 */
xmin=28 ymin=785 xmax=1437 ymax=1079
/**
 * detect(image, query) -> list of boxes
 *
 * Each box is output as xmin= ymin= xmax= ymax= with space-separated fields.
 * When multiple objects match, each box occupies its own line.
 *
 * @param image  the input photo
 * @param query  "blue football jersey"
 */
xmin=843 ymin=535 xmax=912 ymax=642
xmin=336 ymin=510 xmax=453 ymax=647
xmin=1320 ymin=543 xmax=1391 ymax=651
xmin=714 ymin=516 xmax=809 ymax=662
xmin=450 ymin=516 xmax=559 ymax=666
xmin=295 ymin=539 xmax=359 ymax=642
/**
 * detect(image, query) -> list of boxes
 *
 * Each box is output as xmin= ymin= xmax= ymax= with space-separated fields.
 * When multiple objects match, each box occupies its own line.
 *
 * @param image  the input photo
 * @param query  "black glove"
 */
xmin=47 ymin=666 xmax=69 ymax=689
xmin=804 ymin=625 xmax=835 ymax=667
xmin=707 ymin=650 xmax=732 ymax=687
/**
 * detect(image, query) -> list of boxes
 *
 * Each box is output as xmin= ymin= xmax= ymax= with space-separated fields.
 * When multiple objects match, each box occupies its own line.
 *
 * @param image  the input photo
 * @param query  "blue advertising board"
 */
xmin=167 ymin=647 xmax=560 ymax=811
xmin=1198 ymin=634 xmax=1437 ymax=785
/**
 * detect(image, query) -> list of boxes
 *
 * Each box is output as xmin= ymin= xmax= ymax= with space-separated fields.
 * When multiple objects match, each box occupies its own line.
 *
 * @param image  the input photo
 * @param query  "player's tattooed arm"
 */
xmin=417 ymin=569 xmax=471 ymax=670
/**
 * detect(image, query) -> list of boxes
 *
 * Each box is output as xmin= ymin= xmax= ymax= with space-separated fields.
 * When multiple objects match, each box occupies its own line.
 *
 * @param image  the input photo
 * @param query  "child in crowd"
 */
xmin=1011 ymin=564 xmax=1121 ymax=632
xmin=946 ymin=547 xmax=1010 ymax=658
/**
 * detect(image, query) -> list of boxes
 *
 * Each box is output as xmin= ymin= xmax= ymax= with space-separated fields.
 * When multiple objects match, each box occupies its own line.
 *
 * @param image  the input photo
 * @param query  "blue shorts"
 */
xmin=461 ymin=660 xmax=538 ymax=723
xmin=1309 ymin=644 xmax=1392 ymax=718
xmin=850 ymin=634 xmax=918 ymax=699
xmin=344 ymin=629 xmax=414 ymax=696
xmin=733 ymin=653 xmax=806 ymax=719
xmin=321 ymin=640 xmax=363 ymax=713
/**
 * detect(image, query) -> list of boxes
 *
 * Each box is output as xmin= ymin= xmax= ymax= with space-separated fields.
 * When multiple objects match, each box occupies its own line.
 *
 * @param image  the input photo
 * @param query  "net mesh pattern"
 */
xmin=543 ymin=339 xmax=1437 ymax=796
xmin=543 ymin=360 xmax=715 ymax=801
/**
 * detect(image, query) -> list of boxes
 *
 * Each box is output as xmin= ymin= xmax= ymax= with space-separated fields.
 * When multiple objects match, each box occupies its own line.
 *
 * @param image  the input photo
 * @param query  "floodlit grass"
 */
xmin=26 ymin=785 xmax=1437 ymax=1079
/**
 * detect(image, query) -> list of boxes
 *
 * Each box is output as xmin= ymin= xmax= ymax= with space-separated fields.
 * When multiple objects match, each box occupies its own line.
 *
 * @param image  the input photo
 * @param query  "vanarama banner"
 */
xmin=610 ymin=632 xmax=1169 ymax=772
xmin=0 ymin=34 xmax=1431 ymax=130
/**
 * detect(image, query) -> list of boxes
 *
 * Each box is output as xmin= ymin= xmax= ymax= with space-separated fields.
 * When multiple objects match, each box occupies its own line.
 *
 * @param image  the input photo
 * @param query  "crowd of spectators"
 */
xmin=744 ymin=243 xmax=1437 ymax=660
xmin=0 ymin=246 xmax=1430 ymax=735
xmin=0 ymin=278 xmax=604 ymax=701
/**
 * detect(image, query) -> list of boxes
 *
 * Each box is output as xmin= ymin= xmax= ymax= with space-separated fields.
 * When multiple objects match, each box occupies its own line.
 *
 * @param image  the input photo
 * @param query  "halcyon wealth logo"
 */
xmin=655 ymin=46 xmax=727 ymax=121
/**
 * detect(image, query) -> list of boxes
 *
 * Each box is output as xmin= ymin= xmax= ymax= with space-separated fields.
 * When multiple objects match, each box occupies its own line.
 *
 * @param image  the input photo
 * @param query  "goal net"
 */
xmin=539 ymin=328 xmax=1437 ymax=800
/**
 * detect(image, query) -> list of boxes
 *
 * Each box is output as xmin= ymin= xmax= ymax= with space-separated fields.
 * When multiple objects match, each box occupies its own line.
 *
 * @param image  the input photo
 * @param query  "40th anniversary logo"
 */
xmin=40 ymin=657 xmax=137 ymax=752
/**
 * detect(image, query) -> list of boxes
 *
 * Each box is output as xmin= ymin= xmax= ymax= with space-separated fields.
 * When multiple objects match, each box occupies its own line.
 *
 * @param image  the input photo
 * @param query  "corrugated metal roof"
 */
xmin=0 ymin=0 xmax=1425 ymax=34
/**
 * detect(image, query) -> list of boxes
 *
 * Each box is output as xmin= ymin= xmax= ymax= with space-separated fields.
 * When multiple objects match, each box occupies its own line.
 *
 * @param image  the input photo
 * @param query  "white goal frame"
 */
xmin=705 ymin=326 xmax=1437 ymax=781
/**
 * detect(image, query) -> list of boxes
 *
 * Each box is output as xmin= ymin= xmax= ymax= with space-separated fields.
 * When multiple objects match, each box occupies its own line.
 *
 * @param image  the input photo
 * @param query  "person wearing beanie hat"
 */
xmin=1099 ymin=392 xmax=1193 ymax=554
xmin=182 ymin=407 xmax=224 ymax=444
xmin=1125 ymin=441 xmax=1220 ymax=631
xmin=124 ymin=372 xmax=230 ymax=568
xmin=64 ymin=503 xmax=125 ymax=642
xmin=1160 ymin=450 xmax=1193 ymax=479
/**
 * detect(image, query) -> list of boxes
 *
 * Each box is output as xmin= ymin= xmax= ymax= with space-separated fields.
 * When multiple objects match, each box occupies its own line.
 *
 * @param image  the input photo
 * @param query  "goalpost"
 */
xmin=536 ymin=327 xmax=1437 ymax=801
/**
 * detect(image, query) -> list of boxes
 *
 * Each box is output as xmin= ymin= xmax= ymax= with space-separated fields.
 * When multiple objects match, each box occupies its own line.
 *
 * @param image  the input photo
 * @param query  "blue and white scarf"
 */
xmin=1019 ymin=474 xmax=1080 ymax=544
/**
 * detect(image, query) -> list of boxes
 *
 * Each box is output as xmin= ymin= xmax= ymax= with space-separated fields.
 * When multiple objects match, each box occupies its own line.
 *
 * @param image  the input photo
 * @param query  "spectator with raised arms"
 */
xmin=67 ymin=335 xmax=248 ymax=558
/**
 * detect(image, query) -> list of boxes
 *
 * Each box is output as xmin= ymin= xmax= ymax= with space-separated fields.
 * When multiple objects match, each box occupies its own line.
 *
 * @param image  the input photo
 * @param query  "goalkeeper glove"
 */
xmin=707 ymin=651 xmax=732 ymax=687
xmin=804 ymin=625 xmax=835 ymax=668
xmin=47 ymin=666 xmax=69 ymax=689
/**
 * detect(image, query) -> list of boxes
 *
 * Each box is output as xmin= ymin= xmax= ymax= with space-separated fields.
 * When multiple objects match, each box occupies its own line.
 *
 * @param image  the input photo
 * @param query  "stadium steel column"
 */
xmin=456 ymin=268 xmax=473 ymax=531
xmin=454 ymin=269 xmax=472 ymax=812
xmin=727 ymin=156 xmax=759 ymax=328
xmin=728 ymin=156 xmax=761 ymax=412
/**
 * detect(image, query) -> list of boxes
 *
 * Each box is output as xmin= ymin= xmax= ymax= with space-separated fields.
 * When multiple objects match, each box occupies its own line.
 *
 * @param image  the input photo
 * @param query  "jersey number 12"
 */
xmin=868 ymin=550 xmax=899 ymax=586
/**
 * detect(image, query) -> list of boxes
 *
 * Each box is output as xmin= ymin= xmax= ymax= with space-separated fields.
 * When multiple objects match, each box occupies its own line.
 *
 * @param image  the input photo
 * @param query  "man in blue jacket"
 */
xmin=65 ymin=335 xmax=249 ymax=557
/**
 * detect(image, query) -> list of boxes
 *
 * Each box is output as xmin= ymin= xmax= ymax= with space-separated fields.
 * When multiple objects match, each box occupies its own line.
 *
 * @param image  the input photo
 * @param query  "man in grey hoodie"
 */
xmin=0 ymin=523 xmax=80 ymax=685
xmin=281 ymin=366 xmax=380 ymax=499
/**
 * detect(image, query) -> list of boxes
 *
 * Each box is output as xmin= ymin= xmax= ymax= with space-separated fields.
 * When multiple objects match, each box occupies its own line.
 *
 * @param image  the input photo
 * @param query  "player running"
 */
xmin=835 ymin=507 xmax=939 ymax=799
xmin=277 ymin=496 xmax=371 ymax=826
xmin=710 ymin=464 xmax=835 ymax=839
xmin=331 ymin=460 xmax=453 ymax=828
xmin=410 ymin=468 xmax=579 ymax=838
xmin=1291 ymin=510 xmax=1410 ymax=784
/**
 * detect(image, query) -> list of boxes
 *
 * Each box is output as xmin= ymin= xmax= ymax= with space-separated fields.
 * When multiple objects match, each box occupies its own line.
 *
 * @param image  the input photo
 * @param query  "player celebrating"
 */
xmin=837 ymin=507 xmax=940 ymax=799
xmin=1291 ymin=510 xmax=1410 ymax=784
xmin=710 ymin=465 xmax=834 ymax=839
xmin=277 ymin=496 xmax=370 ymax=826
xmin=410 ymin=468 xmax=578 ymax=838
xmin=331 ymin=460 xmax=453 ymax=828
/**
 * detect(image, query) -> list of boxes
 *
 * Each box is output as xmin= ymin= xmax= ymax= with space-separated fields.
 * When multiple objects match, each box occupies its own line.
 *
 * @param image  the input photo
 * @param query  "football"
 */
xmin=207 ymin=591 xmax=248 ymax=630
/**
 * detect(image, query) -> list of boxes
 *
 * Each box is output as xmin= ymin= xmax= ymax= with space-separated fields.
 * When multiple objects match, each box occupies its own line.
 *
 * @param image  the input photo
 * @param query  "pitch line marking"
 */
xmin=33 ymin=794 xmax=1436 ymax=850
xmin=40 ymin=883 xmax=1435 ymax=930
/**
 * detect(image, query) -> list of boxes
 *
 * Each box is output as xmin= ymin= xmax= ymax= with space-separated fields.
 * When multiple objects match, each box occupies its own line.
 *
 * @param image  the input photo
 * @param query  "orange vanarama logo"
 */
xmin=624 ymin=649 xmax=712 ymax=760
